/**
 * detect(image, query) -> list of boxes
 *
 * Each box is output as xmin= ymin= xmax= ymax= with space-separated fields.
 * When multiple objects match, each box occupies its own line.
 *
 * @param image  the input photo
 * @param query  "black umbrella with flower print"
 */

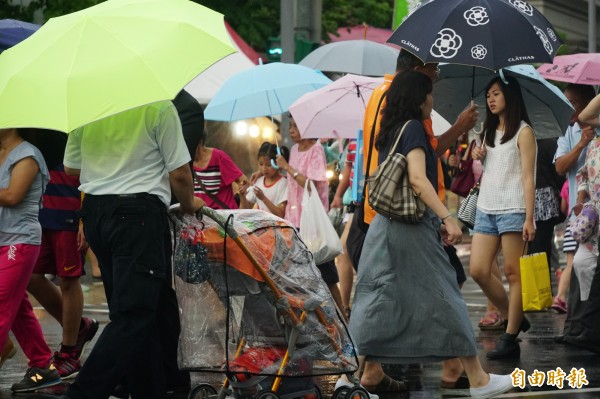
xmin=387 ymin=0 xmax=563 ymax=71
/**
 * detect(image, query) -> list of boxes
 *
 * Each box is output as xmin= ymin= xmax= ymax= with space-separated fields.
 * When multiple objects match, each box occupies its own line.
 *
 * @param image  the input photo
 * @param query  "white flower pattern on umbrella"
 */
xmin=534 ymin=26 xmax=553 ymax=55
xmin=509 ymin=0 xmax=534 ymax=16
xmin=464 ymin=6 xmax=489 ymax=26
xmin=547 ymin=28 xmax=557 ymax=41
xmin=430 ymin=28 xmax=463 ymax=59
xmin=471 ymin=44 xmax=487 ymax=60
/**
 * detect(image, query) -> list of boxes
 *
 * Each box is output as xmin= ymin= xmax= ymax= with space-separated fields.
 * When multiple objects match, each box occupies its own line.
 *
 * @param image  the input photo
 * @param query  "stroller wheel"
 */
xmin=346 ymin=387 xmax=370 ymax=399
xmin=332 ymin=386 xmax=349 ymax=399
xmin=304 ymin=385 xmax=322 ymax=399
xmin=188 ymin=383 xmax=217 ymax=399
xmin=254 ymin=389 xmax=280 ymax=399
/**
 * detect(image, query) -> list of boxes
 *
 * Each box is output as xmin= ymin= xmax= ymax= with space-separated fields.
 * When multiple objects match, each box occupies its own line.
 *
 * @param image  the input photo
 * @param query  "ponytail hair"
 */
xmin=258 ymin=142 xmax=289 ymax=163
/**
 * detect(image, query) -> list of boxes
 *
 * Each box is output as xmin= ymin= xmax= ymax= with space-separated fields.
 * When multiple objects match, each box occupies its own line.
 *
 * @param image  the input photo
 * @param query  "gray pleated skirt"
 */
xmin=349 ymin=209 xmax=477 ymax=363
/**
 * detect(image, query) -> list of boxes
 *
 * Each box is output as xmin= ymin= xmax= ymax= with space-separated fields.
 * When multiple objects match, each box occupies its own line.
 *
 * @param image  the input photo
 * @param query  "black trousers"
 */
xmin=563 ymin=261 xmax=585 ymax=337
xmin=67 ymin=194 xmax=185 ymax=399
xmin=528 ymin=217 xmax=561 ymax=291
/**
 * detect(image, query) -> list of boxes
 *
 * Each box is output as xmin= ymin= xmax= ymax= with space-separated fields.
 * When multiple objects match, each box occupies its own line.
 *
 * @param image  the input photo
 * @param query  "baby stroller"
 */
xmin=172 ymin=207 xmax=364 ymax=399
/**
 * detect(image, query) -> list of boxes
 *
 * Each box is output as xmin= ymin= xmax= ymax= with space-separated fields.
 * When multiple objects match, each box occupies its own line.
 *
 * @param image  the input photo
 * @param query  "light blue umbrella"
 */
xmin=204 ymin=62 xmax=332 ymax=121
xmin=435 ymin=64 xmax=573 ymax=139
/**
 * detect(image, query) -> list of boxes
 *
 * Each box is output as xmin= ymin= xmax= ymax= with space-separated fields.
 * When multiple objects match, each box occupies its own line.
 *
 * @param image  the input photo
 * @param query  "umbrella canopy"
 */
xmin=388 ymin=0 xmax=562 ymax=70
xmin=0 ymin=19 xmax=40 ymax=51
xmin=537 ymin=53 xmax=600 ymax=85
xmin=435 ymin=64 xmax=573 ymax=139
xmin=299 ymin=40 xmax=399 ymax=77
xmin=0 ymin=0 xmax=236 ymax=132
xmin=289 ymin=74 xmax=382 ymax=139
xmin=204 ymin=62 xmax=332 ymax=121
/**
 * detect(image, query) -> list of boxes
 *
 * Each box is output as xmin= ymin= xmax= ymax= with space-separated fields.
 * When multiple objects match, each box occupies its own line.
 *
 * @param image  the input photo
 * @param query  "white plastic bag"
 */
xmin=299 ymin=180 xmax=342 ymax=264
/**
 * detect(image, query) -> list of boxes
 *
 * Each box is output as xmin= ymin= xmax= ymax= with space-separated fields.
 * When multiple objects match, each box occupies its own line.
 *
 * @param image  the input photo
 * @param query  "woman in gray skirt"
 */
xmin=349 ymin=71 xmax=512 ymax=398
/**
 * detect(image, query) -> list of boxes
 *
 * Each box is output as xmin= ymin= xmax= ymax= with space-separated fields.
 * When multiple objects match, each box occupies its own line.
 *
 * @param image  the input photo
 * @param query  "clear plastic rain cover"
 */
xmin=172 ymin=209 xmax=358 ymax=379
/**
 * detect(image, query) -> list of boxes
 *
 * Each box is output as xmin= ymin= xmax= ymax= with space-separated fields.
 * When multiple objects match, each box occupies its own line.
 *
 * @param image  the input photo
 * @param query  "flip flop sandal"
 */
xmin=362 ymin=374 xmax=407 ymax=393
xmin=478 ymin=311 xmax=505 ymax=330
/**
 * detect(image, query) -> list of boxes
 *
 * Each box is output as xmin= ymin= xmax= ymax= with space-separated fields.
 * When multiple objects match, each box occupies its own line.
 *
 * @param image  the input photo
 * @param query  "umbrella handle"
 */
xmin=270 ymin=146 xmax=282 ymax=169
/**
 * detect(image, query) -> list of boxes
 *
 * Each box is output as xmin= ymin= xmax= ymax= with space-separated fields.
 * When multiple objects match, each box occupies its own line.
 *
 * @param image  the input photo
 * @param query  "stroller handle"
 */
xmin=197 ymin=207 xmax=239 ymax=239
xmin=168 ymin=205 xmax=238 ymax=239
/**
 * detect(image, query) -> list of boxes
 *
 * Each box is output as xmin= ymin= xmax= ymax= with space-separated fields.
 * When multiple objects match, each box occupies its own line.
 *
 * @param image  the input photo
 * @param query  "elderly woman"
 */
xmin=0 ymin=128 xmax=61 ymax=392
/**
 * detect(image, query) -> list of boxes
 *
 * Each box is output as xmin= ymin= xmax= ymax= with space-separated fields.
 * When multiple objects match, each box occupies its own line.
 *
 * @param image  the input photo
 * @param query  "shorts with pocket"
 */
xmin=473 ymin=209 xmax=525 ymax=236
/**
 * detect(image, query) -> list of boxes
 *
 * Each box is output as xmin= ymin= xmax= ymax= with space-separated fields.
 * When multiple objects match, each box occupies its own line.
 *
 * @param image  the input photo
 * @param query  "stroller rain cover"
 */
xmin=173 ymin=209 xmax=358 ymax=379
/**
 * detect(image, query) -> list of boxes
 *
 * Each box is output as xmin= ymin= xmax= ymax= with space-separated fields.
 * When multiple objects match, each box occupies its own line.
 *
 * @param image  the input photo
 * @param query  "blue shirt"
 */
xmin=554 ymin=123 xmax=600 ymax=217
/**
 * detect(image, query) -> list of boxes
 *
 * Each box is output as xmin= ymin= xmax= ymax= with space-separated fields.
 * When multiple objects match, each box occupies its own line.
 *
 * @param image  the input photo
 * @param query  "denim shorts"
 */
xmin=473 ymin=208 xmax=525 ymax=236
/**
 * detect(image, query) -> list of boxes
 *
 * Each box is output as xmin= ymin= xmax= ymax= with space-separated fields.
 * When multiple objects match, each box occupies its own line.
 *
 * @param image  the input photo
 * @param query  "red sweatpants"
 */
xmin=0 ymin=243 xmax=52 ymax=368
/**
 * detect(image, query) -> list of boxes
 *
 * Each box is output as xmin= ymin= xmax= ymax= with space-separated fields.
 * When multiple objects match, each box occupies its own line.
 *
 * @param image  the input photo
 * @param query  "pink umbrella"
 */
xmin=538 ymin=53 xmax=600 ymax=85
xmin=329 ymin=24 xmax=399 ymax=49
xmin=289 ymin=74 xmax=382 ymax=139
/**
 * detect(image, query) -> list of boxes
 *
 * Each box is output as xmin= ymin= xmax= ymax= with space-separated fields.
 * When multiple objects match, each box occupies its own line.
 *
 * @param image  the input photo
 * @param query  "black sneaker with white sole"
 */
xmin=11 ymin=366 xmax=62 ymax=393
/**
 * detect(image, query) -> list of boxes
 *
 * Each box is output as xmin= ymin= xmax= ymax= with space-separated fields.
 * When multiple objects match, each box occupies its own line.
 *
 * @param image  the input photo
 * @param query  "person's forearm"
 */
xmin=262 ymin=197 xmax=285 ymax=218
xmin=238 ymin=195 xmax=252 ymax=209
xmin=169 ymin=165 xmax=195 ymax=213
xmin=579 ymin=95 xmax=600 ymax=127
xmin=410 ymin=175 xmax=451 ymax=219
xmin=435 ymin=125 xmax=464 ymax=156
xmin=555 ymin=146 xmax=585 ymax=175
xmin=334 ymin=165 xmax=351 ymax=199
xmin=576 ymin=189 xmax=588 ymax=205
xmin=286 ymin=165 xmax=309 ymax=189
xmin=523 ymin=177 xmax=535 ymax=222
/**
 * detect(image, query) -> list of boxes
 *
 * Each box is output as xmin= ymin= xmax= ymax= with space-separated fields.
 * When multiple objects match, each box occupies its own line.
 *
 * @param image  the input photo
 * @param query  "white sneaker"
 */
xmin=470 ymin=374 xmax=513 ymax=398
xmin=334 ymin=378 xmax=380 ymax=399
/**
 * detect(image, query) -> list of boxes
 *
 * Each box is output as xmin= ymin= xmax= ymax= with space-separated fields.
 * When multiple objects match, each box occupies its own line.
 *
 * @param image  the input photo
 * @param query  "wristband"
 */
xmin=441 ymin=213 xmax=452 ymax=223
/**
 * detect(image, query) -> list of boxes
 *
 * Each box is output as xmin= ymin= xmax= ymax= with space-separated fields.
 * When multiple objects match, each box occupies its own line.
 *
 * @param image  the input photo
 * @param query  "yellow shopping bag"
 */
xmin=520 ymin=252 xmax=553 ymax=311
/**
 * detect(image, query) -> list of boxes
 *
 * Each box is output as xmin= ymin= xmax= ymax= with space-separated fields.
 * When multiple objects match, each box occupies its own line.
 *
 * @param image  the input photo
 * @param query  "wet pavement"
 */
xmin=1 ymin=242 xmax=599 ymax=398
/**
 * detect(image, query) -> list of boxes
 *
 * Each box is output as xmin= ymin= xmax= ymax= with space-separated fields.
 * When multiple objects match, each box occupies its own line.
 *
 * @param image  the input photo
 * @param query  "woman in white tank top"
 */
xmin=470 ymin=76 xmax=537 ymax=360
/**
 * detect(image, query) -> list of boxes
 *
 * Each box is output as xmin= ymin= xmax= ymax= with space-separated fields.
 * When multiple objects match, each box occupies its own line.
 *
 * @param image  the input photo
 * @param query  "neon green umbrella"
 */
xmin=0 ymin=0 xmax=235 ymax=132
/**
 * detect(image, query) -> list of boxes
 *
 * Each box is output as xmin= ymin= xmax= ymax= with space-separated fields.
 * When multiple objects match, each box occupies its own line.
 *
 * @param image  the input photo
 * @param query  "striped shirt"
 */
xmin=39 ymin=164 xmax=81 ymax=231
xmin=193 ymin=148 xmax=243 ymax=209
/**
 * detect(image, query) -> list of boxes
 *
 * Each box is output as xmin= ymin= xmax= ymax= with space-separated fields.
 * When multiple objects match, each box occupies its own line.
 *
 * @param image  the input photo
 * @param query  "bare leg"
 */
xmin=478 ymin=255 xmax=504 ymax=327
xmin=500 ymin=233 xmax=526 ymax=335
xmin=470 ymin=234 xmax=509 ymax=319
xmin=58 ymin=277 xmax=84 ymax=346
xmin=328 ymin=283 xmax=345 ymax=319
xmin=441 ymin=357 xmax=464 ymax=384
xmin=28 ymin=274 xmax=83 ymax=346
xmin=556 ymin=251 xmax=573 ymax=302
xmin=336 ymin=214 xmax=355 ymax=319
xmin=28 ymin=274 xmax=64 ymax=323
xmin=337 ymin=358 xmax=389 ymax=387
xmin=459 ymin=356 xmax=490 ymax=387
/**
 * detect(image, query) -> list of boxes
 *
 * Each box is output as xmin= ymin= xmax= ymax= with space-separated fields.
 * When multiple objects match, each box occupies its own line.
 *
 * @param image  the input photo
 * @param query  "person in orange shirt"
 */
xmin=339 ymin=49 xmax=479 ymax=393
